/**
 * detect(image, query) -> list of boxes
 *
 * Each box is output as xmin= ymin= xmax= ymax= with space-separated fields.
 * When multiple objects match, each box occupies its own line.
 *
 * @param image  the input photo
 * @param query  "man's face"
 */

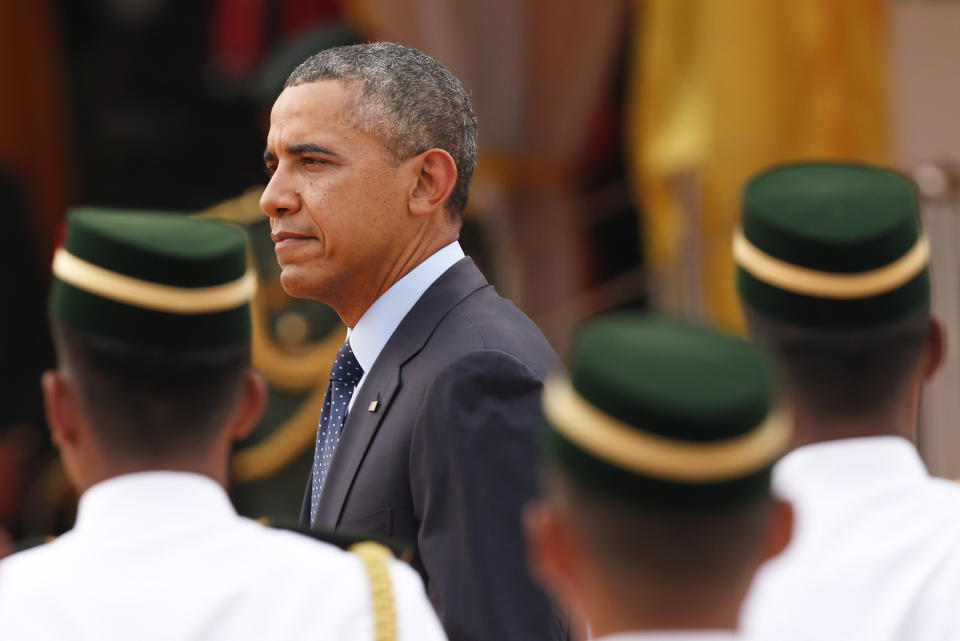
xmin=260 ymin=80 xmax=412 ymax=307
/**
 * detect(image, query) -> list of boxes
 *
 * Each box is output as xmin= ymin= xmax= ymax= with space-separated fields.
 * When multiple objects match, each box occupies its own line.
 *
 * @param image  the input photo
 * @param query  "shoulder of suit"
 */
xmin=437 ymin=291 xmax=558 ymax=361
xmin=436 ymin=349 xmax=554 ymax=393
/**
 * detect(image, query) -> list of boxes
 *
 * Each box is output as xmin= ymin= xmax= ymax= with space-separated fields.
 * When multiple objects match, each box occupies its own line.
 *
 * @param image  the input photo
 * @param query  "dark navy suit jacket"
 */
xmin=301 ymin=257 xmax=565 ymax=641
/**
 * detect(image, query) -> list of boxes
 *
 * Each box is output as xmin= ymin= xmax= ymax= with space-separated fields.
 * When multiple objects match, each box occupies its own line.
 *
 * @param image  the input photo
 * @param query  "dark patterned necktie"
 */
xmin=309 ymin=339 xmax=364 ymax=525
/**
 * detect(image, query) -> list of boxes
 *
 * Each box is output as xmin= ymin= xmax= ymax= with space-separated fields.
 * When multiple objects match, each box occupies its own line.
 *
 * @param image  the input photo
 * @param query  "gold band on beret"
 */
xmin=542 ymin=377 xmax=791 ymax=482
xmin=733 ymin=229 xmax=930 ymax=299
xmin=52 ymin=247 xmax=257 ymax=315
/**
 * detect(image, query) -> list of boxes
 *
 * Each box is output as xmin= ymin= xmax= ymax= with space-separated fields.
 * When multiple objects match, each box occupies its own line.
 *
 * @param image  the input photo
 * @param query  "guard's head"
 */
xmin=734 ymin=162 xmax=942 ymax=421
xmin=43 ymin=209 xmax=264 ymax=490
xmin=525 ymin=315 xmax=793 ymax=628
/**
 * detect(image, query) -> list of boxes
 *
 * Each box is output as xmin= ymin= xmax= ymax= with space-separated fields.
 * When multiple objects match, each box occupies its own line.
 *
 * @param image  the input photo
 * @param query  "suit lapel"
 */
xmin=314 ymin=258 xmax=490 ymax=527
xmin=313 ymin=364 xmax=400 ymax=526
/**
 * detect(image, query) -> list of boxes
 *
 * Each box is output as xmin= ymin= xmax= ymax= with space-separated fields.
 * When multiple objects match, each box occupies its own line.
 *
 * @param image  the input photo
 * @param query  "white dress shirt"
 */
xmin=0 ymin=472 xmax=448 ymax=641
xmin=597 ymin=632 xmax=737 ymax=641
xmin=741 ymin=437 xmax=960 ymax=641
xmin=346 ymin=241 xmax=464 ymax=411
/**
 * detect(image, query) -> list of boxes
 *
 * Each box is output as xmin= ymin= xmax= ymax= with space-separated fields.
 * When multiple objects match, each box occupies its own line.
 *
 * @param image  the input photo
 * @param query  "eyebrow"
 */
xmin=263 ymin=142 xmax=341 ymax=165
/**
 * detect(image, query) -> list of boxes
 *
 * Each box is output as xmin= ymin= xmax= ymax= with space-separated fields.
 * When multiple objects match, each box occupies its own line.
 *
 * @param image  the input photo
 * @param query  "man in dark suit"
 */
xmin=260 ymin=42 xmax=564 ymax=641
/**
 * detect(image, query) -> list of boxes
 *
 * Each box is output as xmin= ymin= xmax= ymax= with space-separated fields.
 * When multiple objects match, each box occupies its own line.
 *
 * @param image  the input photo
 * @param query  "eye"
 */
xmin=300 ymin=157 xmax=330 ymax=168
xmin=264 ymin=163 xmax=278 ymax=178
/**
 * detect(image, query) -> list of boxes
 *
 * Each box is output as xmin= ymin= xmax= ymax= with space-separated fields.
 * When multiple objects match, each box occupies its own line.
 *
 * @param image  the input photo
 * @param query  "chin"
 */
xmin=278 ymin=269 xmax=313 ymax=300
xmin=279 ymin=267 xmax=331 ymax=303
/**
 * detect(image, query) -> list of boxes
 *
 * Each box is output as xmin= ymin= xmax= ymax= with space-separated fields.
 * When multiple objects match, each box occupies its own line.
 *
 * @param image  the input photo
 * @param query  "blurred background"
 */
xmin=2 ymin=0 xmax=960 ymax=543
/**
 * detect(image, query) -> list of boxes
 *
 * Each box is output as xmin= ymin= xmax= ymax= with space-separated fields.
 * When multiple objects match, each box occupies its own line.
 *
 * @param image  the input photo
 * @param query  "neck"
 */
xmin=334 ymin=227 xmax=457 ymax=327
xmin=75 ymin=447 xmax=230 ymax=493
xmin=789 ymin=393 xmax=917 ymax=450
xmin=589 ymin=600 xmax=740 ymax=637
xmin=581 ymin=578 xmax=744 ymax=637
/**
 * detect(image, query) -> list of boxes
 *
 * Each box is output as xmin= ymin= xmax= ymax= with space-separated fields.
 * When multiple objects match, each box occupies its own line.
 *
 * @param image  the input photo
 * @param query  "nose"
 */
xmin=260 ymin=169 xmax=300 ymax=218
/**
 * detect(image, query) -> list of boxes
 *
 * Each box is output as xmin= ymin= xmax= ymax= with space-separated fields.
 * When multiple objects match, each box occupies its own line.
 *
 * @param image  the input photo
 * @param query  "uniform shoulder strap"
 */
xmin=349 ymin=541 xmax=398 ymax=641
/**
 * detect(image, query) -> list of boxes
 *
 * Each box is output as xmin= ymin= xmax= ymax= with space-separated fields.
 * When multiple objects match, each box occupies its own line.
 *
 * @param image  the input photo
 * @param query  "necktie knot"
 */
xmin=330 ymin=340 xmax=364 ymax=384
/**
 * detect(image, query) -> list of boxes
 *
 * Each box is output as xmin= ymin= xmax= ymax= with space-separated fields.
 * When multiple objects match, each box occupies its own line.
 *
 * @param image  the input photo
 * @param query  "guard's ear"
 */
xmin=761 ymin=497 xmax=793 ymax=563
xmin=408 ymin=148 xmax=458 ymax=217
xmin=523 ymin=498 xmax=591 ymax=636
xmin=229 ymin=368 xmax=268 ymax=442
xmin=922 ymin=316 xmax=946 ymax=381
xmin=42 ymin=369 xmax=80 ymax=450
xmin=524 ymin=500 xmax=581 ymax=597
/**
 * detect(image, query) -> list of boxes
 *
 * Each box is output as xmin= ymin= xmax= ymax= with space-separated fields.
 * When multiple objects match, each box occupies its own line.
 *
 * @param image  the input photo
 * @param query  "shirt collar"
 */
xmin=348 ymin=241 xmax=464 ymax=373
xmin=73 ymin=471 xmax=236 ymax=535
xmin=774 ymin=436 xmax=928 ymax=497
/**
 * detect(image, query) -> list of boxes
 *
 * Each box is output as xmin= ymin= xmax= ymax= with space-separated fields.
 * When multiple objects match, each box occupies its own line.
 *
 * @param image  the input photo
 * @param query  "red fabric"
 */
xmin=209 ymin=0 xmax=342 ymax=73
xmin=210 ymin=0 xmax=266 ymax=75
xmin=279 ymin=0 xmax=340 ymax=36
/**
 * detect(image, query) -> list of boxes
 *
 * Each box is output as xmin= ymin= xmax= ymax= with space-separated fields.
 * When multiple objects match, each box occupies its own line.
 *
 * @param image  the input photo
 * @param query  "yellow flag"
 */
xmin=627 ymin=0 xmax=890 ymax=327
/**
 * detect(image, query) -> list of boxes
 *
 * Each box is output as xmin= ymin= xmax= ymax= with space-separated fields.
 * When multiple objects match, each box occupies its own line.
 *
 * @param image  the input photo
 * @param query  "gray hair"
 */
xmin=285 ymin=42 xmax=478 ymax=220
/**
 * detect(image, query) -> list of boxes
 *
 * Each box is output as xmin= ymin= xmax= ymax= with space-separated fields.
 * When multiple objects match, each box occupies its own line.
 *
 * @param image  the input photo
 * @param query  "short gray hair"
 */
xmin=285 ymin=42 xmax=478 ymax=220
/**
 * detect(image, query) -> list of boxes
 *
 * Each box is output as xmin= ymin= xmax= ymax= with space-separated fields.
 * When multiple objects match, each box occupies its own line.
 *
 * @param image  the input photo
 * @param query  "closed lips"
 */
xmin=272 ymin=232 xmax=314 ymax=249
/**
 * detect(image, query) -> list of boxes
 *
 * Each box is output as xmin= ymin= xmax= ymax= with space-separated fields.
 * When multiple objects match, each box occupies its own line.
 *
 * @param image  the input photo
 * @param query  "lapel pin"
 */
xmin=368 ymin=399 xmax=379 ymax=413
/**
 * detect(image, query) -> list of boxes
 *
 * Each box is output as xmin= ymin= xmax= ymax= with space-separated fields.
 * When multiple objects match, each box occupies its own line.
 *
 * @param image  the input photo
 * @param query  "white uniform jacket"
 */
xmin=0 ymin=471 xmax=447 ymax=641
xmin=741 ymin=437 xmax=960 ymax=641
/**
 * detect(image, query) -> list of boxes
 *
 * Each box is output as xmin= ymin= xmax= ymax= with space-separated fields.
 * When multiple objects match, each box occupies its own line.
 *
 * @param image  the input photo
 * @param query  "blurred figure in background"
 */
xmin=0 ymin=209 xmax=446 ymax=641
xmin=525 ymin=314 xmax=792 ymax=641
xmin=735 ymin=162 xmax=960 ymax=641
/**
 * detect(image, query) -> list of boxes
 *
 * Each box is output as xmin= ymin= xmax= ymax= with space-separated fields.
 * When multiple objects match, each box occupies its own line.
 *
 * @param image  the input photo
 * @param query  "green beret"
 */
xmin=735 ymin=161 xmax=929 ymax=329
xmin=542 ymin=314 xmax=789 ymax=508
xmin=50 ymin=208 xmax=256 ymax=348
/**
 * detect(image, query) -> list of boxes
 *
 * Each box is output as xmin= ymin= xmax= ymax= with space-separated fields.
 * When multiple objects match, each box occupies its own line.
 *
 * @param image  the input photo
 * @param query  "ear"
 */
xmin=228 ymin=368 xmax=268 ymax=442
xmin=761 ymin=497 xmax=794 ymax=564
xmin=921 ymin=317 xmax=946 ymax=381
xmin=42 ymin=369 xmax=80 ymax=450
xmin=408 ymin=148 xmax=458 ymax=217
xmin=523 ymin=500 xmax=580 ymax=598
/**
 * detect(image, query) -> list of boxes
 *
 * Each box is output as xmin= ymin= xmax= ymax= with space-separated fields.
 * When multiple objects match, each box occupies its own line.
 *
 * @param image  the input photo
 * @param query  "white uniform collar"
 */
xmin=73 ymin=471 xmax=236 ymax=535
xmin=348 ymin=241 xmax=464 ymax=374
xmin=596 ymin=631 xmax=738 ymax=641
xmin=774 ymin=436 xmax=927 ymax=497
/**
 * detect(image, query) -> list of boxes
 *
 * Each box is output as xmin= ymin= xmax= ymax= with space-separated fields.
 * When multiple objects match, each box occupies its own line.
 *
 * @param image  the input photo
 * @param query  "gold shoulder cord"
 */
xmin=349 ymin=542 xmax=398 ymax=641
